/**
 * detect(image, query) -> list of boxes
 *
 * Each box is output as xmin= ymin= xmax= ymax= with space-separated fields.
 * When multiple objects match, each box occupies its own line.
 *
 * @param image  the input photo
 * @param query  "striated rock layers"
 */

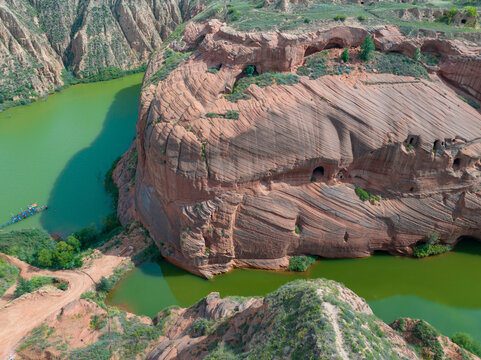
xmin=116 ymin=21 xmax=481 ymax=277
xmin=0 ymin=0 xmax=202 ymax=104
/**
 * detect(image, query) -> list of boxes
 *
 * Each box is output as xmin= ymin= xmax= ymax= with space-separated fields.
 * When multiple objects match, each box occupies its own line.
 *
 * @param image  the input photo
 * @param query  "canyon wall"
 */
xmin=116 ymin=22 xmax=481 ymax=278
xmin=0 ymin=0 xmax=202 ymax=105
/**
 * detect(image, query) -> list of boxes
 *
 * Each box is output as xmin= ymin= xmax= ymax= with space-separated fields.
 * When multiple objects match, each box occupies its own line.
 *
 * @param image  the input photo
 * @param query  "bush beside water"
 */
xmin=288 ymin=255 xmax=316 ymax=272
xmin=412 ymin=233 xmax=452 ymax=258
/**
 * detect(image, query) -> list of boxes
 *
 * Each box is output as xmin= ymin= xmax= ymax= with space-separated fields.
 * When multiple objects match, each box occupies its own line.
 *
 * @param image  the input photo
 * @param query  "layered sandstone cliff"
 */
xmin=115 ymin=21 xmax=481 ymax=278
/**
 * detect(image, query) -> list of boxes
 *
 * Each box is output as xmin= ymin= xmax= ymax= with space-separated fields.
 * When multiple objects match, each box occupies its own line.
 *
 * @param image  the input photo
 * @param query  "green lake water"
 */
xmin=0 ymin=73 xmax=143 ymax=235
xmin=107 ymin=240 xmax=481 ymax=342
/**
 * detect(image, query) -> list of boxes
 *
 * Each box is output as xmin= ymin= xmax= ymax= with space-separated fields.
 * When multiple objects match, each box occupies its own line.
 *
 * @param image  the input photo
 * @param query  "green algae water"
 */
xmin=0 ymin=73 xmax=142 ymax=235
xmin=107 ymin=239 xmax=481 ymax=342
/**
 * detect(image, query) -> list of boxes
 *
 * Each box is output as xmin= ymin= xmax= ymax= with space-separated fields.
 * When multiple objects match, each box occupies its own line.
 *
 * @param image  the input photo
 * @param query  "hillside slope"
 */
xmin=15 ymin=279 xmax=480 ymax=360
xmin=0 ymin=0 xmax=202 ymax=109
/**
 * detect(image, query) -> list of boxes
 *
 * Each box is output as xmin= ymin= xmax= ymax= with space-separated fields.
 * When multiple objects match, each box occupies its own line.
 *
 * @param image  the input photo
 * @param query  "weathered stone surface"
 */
xmin=118 ymin=22 xmax=481 ymax=277
xmin=0 ymin=0 xmax=64 ymax=102
xmin=0 ymin=0 xmax=202 ymax=104
xmin=147 ymin=279 xmax=466 ymax=359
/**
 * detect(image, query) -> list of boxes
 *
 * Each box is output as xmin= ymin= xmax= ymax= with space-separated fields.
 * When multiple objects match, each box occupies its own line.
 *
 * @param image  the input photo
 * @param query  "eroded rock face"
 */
xmin=117 ymin=21 xmax=481 ymax=277
xmin=0 ymin=0 xmax=64 ymax=103
xmin=0 ymin=0 xmax=203 ymax=104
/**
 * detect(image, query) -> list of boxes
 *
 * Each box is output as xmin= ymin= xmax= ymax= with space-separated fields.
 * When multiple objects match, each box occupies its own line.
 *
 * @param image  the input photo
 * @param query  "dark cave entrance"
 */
xmin=453 ymin=158 xmax=461 ymax=171
xmin=312 ymin=166 xmax=325 ymax=181
xmin=324 ymin=39 xmax=345 ymax=50
xmin=454 ymin=236 xmax=481 ymax=255
xmin=304 ymin=45 xmax=323 ymax=58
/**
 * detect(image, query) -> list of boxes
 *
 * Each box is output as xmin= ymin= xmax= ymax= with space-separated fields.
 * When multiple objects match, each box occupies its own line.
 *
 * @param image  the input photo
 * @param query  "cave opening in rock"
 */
xmin=231 ymin=65 xmax=258 ymax=91
xmin=454 ymin=236 xmax=481 ymax=255
xmin=409 ymin=137 xmax=415 ymax=145
xmin=344 ymin=232 xmax=349 ymax=242
xmin=324 ymin=38 xmax=345 ymax=50
xmin=433 ymin=140 xmax=440 ymax=151
xmin=453 ymin=158 xmax=461 ymax=170
xmin=462 ymin=19 xmax=467 ymax=24
xmin=312 ymin=166 xmax=325 ymax=181
xmin=304 ymin=45 xmax=322 ymax=57
xmin=193 ymin=34 xmax=206 ymax=48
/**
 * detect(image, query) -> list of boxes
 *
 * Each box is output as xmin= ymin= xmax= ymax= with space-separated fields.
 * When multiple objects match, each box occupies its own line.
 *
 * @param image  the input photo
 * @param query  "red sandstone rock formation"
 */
xmin=116 ymin=21 xmax=481 ymax=277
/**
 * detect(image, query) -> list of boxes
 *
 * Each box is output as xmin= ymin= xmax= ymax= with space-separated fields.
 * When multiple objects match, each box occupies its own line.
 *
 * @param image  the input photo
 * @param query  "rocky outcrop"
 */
xmin=117 ymin=22 xmax=481 ymax=277
xmin=146 ymin=279 xmax=477 ymax=359
xmin=0 ymin=0 xmax=202 ymax=107
xmin=16 ymin=298 xmax=156 ymax=360
xmin=391 ymin=318 xmax=481 ymax=360
xmin=0 ymin=0 xmax=64 ymax=104
xmin=16 ymin=279 xmax=480 ymax=359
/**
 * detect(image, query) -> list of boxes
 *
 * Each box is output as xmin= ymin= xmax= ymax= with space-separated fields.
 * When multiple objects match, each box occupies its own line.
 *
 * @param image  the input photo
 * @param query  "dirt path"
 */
xmin=323 ymin=302 xmax=349 ymax=360
xmin=0 ymin=253 xmax=125 ymax=360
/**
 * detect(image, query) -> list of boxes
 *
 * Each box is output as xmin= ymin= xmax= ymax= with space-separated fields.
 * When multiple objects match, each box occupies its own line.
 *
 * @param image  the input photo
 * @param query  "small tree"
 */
xmin=244 ymin=65 xmax=255 ymax=77
xmin=414 ymin=48 xmax=421 ymax=61
xmin=465 ymin=6 xmax=477 ymax=18
xmin=96 ymin=276 xmax=113 ymax=292
xmin=54 ymin=241 xmax=75 ymax=268
xmin=66 ymin=236 xmax=81 ymax=253
xmin=37 ymin=248 xmax=53 ymax=268
xmin=359 ymin=35 xmax=375 ymax=61
xmin=341 ymin=48 xmax=350 ymax=63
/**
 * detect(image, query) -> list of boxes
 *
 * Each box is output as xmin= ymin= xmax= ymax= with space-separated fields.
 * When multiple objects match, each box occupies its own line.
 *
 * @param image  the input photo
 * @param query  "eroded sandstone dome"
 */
xmin=116 ymin=21 xmax=481 ymax=277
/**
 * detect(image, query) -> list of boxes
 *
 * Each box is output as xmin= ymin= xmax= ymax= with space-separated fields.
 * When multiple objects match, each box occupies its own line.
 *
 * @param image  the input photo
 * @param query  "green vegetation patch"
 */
xmin=413 ymin=233 xmax=452 ymax=258
xmin=392 ymin=318 xmax=444 ymax=359
xmin=225 ymin=72 xmax=299 ymax=102
xmin=288 ymin=255 xmax=316 ymax=272
xmin=14 ymin=276 xmax=66 ymax=298
xmin=413 ymin=243 xmax=452 ymax=258
xmin=355 ymin=186 xmax=380 ymax=204
xmin=69 ymin=312 xmax=163 ymax=360
xmin=452 ymin=332 xmax=481 ymax=357
xmin=0 ymin=229 xmax=56 ymax=265
xmin=190 ymin=317 xmax=216 ymax=337
xmin=297 ymin=52 xmax=355 ymax=79
xmin=0 ymin=257 xmax=19 ymax=296
xmin=365 ymin=52 xmax=430 ymax=79
xmin=148 ymin=49 xmax=192 ymax=86
xmin=420 ymin=52 xmax=441 ymax=66
xmin=17 ymin=324 xmax=54 ymax=353
xmin=0 ymin=212 xmax=122 ymax=270
xmin=413 ymin=320 xmax=444 ymax=360
xmin=206 ymin=110 xmax=240 ymax=120
xmin=458 ymin=95 xmax=480 ymax=109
